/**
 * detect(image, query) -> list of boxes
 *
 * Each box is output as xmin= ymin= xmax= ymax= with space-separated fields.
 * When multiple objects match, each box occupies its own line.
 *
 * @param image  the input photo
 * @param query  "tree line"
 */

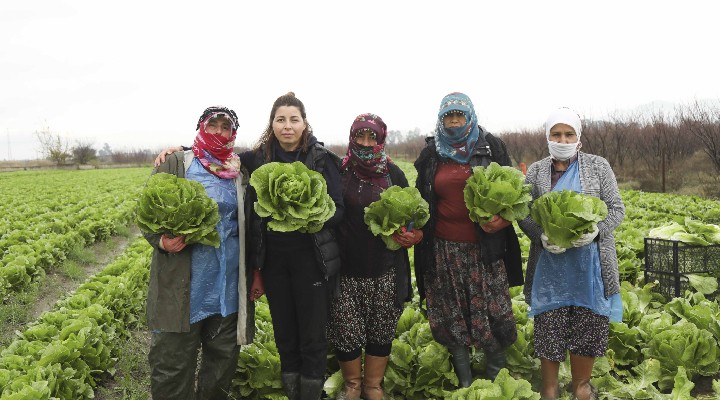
xmin=33 ymin=101 xmax=719 ymax=197
xmin=344 ymin=100 xmax=719 ymax=198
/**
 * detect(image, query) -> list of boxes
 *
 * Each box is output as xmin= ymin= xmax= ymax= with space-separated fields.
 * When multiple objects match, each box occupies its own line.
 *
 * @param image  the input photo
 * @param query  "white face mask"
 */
xmin=547 ymin=141 xmax=578 ymax=161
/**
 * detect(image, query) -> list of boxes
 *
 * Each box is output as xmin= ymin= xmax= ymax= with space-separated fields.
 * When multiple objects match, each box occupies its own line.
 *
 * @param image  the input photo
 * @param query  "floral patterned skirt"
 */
xmin=424 ymin=238 xmax=517 ymax=351
xmin=327 ymin=269 xmax=403 ymax=353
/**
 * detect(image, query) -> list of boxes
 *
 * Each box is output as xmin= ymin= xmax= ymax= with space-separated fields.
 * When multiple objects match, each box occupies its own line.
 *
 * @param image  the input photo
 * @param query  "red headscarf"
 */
xmin=192 ymin=110 xmax=241 ymax=179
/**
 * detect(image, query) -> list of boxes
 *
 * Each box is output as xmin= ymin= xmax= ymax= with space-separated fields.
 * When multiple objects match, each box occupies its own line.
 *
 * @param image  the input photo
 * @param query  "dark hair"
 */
xmin=254 ymin=92 xmax=314 ymax=161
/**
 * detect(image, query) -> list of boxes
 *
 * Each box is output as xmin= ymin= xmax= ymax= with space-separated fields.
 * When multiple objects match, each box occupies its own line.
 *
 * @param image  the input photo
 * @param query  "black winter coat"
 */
xmin=413 ymin=134 xmax=524 ymax=302
xmin=243 ymin=141 xmax=344 ymax=279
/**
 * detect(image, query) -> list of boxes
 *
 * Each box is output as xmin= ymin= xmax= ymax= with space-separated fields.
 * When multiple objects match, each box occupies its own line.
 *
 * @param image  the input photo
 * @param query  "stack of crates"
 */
xmin=643 ymin=237 xmax=720 ymax=299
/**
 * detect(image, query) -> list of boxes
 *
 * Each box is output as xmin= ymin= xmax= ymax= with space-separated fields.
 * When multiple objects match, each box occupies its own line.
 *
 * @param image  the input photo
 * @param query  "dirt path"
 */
xmin=29 ymin=225 xmax=142 ymax=320
xmin=0 ymin=225 xmax=141 ymax=347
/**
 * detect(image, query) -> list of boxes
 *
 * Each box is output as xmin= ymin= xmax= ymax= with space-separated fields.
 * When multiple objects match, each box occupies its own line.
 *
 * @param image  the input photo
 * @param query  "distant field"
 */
xmin=2 ymin=166 xmax=720 ymax=398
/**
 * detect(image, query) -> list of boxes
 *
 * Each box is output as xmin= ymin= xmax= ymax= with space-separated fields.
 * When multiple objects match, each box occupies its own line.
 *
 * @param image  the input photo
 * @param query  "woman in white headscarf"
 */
xmin=518 ymin=107 xmax=624 ymax=400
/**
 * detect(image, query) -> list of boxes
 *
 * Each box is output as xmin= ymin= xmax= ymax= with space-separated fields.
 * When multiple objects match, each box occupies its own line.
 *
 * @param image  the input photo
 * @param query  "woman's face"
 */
xmin=205 ymin=115 xmax=233 ymax=139
xmin=272 ymin=105 xmax=307 ymax=151
xmin=354 ymin=130 xmax=378 ymax=147
xmin=548 ymin=123 xmax=578 ymax=144
xmin=443 ymin=111 xmax=467 ymax=128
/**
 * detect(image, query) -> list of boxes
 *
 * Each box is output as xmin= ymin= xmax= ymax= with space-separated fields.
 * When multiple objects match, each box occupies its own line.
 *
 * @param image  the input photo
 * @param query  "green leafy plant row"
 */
xmin=0 ymin=168 xmax=148 ymax=300
xmin=0 ymin=238 xmax=151 ymax=399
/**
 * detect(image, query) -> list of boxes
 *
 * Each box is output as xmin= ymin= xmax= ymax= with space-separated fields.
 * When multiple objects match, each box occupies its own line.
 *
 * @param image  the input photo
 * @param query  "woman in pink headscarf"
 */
xmin=327 ymin=113 xmax=419 ymax=400
xmin=143 ymin=106 xmax=257 ymax=400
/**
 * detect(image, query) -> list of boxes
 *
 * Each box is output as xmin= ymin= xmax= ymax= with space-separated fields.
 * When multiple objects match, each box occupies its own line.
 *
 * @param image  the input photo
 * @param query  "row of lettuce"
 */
xmin=0 ymin=238 xmax=151 ymax=399
xmin=233 ymin=274 xmax=717 ymax=399
xmin=0 ymin=240 xmax=713 ymax=399
xmin=3 ymin=166 xmax=720 ymax=398
xmin=232 ymin=162 xmax=720 ymax=399
xmin=0 ymin=169 xmax=148 ymax=300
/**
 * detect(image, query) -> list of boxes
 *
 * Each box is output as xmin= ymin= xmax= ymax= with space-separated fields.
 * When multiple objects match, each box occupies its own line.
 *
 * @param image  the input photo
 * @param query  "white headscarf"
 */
xmin=545 ymin=107 xmax=582 ymax=161
xmin=545 ymin=107 xmax=582 ymax=140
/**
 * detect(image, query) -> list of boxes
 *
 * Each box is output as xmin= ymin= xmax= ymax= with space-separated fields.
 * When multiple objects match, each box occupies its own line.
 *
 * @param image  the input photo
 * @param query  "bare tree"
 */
xmin=601 ymin=111 xmax=639 ymax=169
xmin=34 ymin=124 xmax=71 ymax=165
xmin=111 ymin=148 xmax=155 ymax=164
xmin=386 ymin=128 xmax=427 ymax=161
xmin=98 ymin=143 xmax=112 ymax=160
xmin=679 ymin=100 xmax=720 ymax=174
xmin=72 ymin=139 xmax=97 ymax=165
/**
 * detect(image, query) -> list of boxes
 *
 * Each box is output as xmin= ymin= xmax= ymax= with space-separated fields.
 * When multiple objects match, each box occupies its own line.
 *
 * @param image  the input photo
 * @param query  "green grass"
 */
xmin=59 ymin=260 xmax=85 ymax=281
xmin=115 ymin=224 xmax=132 ymax=238
xmin=68 ymin=243 xmax=98 ymax=265
xmin=0 ymin=289 xmax=36 ymax=347
xmin=95 ymin=326 xmax=151 ymax=400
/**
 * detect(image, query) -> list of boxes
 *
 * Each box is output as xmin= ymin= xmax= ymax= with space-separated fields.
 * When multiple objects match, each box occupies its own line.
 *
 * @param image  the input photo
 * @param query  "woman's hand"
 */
xmin=540 ymin=233 xmax=566 ymax=254
xmin=571 ymin=225 xmax=599 ymax=247
xmin=160 ymin=234 xmax=187 ymax=253
xmin=250 ymin=269 xmax=265 ymax=301
xmin=480 ymin=215 xmax=511 ymax=234
xmin=391 ymin=227 xmax=424 ymax=248
xmin=154 ymin=146 xmax=184 ymax=167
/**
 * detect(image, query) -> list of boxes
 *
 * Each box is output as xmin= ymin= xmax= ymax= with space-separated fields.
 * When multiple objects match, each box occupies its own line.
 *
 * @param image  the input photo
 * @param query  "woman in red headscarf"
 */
xmin=327 ymin=113 xmax=420 ymax=400
xmin=142 ymin=106 xmax=257 ymax=400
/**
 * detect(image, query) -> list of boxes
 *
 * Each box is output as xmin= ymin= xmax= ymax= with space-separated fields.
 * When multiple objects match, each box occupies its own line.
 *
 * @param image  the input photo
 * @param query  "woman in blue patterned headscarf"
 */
xmin=413 ymin=92 xmax=524 ymax=388
xmin=434 ymin=92 xmax=484 ymax=164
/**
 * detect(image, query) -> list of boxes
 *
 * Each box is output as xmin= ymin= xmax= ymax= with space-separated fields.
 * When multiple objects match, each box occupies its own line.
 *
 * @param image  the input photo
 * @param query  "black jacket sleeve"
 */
xmin=321 ymin=153 xmax=345 ymax=228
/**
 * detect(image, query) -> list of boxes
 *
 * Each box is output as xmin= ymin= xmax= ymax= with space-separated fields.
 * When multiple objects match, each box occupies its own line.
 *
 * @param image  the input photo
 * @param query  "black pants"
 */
xmin=148 ymin=313 xmax=239 ymax=400
xmin=263 ymin=245 xmax=328 ymax=379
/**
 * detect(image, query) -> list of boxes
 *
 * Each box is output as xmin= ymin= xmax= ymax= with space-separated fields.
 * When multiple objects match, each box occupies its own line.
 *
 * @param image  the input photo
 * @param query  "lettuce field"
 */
xmin=1 ymin=163 xmax=720 ymax=399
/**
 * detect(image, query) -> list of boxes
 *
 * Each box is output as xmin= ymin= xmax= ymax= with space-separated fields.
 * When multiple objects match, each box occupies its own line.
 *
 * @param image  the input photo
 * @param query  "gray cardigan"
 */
xmin=517 ymin=152 xmax=625 ymax=304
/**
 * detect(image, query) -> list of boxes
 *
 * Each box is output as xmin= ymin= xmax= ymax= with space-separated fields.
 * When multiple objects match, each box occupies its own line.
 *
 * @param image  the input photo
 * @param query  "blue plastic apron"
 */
xmin=529 ymin=160 xmax=622 ymax=322
xmin=186 ymin=159 xmax=240 ymax=324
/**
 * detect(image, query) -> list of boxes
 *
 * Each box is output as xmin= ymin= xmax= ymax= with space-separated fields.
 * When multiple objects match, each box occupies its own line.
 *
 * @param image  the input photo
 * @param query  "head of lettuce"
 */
xmin=364 ymin=186 xmax=430 ymax=250
xmin=463 ymin=162 xmax=531 ymax=225
xmin=530 ymin=189 xmax=608 ymax=249
xmin=250 ymin=161 xmax=335 ymax=234
xmin=136 ymin=172 xmax=221 ymax=247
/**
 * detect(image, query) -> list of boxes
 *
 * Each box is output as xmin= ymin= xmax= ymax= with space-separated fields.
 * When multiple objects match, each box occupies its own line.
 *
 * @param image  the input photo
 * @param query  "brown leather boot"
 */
xmin=361 ymin=355 xmax=389 ymax=400
xmin=336 ymin=357 xmax=361 ymax=400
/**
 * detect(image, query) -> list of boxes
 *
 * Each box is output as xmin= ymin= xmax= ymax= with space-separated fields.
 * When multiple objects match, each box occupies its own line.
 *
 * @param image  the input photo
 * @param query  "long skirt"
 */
xmin=424 ymin=237 xmax=517 ymax=351
xmin=327 ymin=268 xmax=403 ymax=353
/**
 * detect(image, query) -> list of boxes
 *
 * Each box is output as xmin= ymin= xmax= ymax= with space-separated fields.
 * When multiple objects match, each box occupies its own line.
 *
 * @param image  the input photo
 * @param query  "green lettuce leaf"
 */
xmin=250 ymin=162 xmax=335 ymax=234
xmin=135 ymin=172 xmax=221 ymax=247
xmin=530 ymin=190 xmax=608 ymax=248
xmin=364 ymin=186 xmax=430 ymax=250
xmin=463 ymin=162 xmax=531 ymax=224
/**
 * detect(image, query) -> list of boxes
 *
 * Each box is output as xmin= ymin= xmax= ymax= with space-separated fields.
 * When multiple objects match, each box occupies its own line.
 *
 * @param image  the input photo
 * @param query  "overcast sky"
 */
xmin=2 ymin=1 xmax=719 ymax=160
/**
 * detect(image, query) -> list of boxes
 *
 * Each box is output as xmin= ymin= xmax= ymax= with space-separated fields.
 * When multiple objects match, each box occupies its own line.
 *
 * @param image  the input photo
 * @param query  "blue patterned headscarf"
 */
xmin=434 ymin=92 xmax=483 ymax=164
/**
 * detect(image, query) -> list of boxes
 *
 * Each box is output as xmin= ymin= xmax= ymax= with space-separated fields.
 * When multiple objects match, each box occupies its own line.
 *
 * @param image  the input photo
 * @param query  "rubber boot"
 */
xmin=361 ymin=355 xmax=389 ymax=400
xmin=569 ymin=355 xmax=597 ymax=400
xmin=336 ymin=357 xmax=361 ymax=400
xmin=281 ymin=372 xmax=301 ymax=400
xmin=539 ymin=358 xmax=561 ymax=400
xmin=447 ymin=345 xmax=472 ymax=388
xmin=484 ymin=348 xmax=507 ymax=381
xmin=300 ymin=376 xmax=325 ymax=400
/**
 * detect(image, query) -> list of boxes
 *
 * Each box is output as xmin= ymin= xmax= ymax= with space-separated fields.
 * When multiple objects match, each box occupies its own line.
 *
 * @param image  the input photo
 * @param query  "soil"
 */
xmin=28 ymin=226 xmax=141 ymax=321
xmin=0 ymin=226 xmax=142 ymax=348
